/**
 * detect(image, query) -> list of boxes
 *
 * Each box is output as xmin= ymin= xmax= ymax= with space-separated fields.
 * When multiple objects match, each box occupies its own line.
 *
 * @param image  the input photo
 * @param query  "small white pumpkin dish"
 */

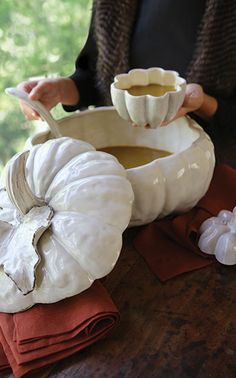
xmin=0 ymin=137 xmax=134 ymax=313
xmin=110 ymin=67 xmax=186 ymax=128
xmin=27 ymin=108 xmax=215 ymax=226
xmin=198 ymin=208 xmax=236 ymax=265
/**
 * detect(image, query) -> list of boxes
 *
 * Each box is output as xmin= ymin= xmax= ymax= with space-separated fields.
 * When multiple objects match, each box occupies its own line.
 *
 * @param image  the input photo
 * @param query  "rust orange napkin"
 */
xmin=0 ymin=280 xmax=119 ymax=378
xmin=133 ymin=164 xmax=236 ymax=281
xmin=0 ymin=343 xmax=9 ymax=372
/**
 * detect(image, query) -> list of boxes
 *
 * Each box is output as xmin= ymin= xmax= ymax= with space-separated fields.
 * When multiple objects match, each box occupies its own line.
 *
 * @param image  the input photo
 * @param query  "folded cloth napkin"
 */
xmin=0 ymin=342 xmax=10 ymax=372
xmin=0 ymin=280 xmax=119 ymax=378
xmin=133 ymin=164 xmax=236 ymax=281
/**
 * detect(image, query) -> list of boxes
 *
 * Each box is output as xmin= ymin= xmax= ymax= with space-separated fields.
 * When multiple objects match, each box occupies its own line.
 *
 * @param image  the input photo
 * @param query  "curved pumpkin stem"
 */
xmin=5 ymin=150 xmax=45 ymax=215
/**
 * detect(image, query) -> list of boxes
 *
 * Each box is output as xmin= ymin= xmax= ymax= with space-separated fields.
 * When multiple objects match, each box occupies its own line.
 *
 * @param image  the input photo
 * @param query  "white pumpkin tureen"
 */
xmin=2 ymin=86 xmax=216 ymax=313
xmin=28 ymin=108 xmax=215 ymax=226
xmin=0 ymin=137 xmax=134 ymax=313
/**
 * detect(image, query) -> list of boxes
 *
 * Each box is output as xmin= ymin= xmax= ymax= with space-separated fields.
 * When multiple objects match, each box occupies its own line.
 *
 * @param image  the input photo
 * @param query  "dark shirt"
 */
xmin=130 ymin=0 xmax=206 ymax=77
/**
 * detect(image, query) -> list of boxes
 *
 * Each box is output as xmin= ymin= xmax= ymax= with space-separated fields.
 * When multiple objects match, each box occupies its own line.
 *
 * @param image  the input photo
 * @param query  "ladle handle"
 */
xmin=5 ymin=87 xmax=62 ymax=138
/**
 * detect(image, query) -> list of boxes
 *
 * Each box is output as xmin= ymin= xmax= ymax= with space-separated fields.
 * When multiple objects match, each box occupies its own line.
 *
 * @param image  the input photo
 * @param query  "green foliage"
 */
xmin=0 ymin=0 xmax=92 ymax=170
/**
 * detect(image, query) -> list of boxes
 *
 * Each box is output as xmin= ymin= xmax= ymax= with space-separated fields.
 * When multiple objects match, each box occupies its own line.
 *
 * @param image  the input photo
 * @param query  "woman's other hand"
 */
xmin=175 ymin=83 xmax=218 ymax=121
xmin=133 ymin=83 xmax=218 ymax=128
xmin=17 ymin=77 xmax=79 ymax=120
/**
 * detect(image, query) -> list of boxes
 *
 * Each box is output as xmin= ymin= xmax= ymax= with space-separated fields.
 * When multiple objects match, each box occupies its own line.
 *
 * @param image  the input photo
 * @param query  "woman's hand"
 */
xmin=133 ymin=83 xmax=218 ymax=128
xmin=174 ymin=83 xmax=218 ymax=122
xmin=17 ymin=77 xmax=79 ymax=120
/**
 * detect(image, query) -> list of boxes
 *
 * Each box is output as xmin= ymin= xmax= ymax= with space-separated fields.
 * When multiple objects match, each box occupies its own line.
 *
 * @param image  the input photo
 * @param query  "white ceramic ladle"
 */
xmin=5 ymin=87 xmax=62 ymax=138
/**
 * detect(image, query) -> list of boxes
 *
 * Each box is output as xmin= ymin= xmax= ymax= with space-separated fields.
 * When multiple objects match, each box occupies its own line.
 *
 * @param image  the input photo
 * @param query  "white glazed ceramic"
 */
xmin=198 ymin=208 xmax=236 ymax=265
xmin=0 ymin=137 xmax=134 ymax=312
xmin=27 ymin=107 xmax=215 ymax=226
xmin=110 ymin=67 xmax=186 ymax=128
xmin=5 ymin=87 xmax=62 ymax=138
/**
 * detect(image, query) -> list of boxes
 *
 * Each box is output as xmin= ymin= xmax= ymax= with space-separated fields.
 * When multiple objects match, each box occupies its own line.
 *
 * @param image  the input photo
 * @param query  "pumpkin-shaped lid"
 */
xmin=0 ymin=137 xmax=134 ymax=313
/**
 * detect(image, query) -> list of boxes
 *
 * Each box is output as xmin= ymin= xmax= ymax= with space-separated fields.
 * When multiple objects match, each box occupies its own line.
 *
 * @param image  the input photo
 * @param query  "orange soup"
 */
xmin=99 ymin=145 xmax=172 ymax=169
xmin=127 ymin=84 xmax=176 ymax=97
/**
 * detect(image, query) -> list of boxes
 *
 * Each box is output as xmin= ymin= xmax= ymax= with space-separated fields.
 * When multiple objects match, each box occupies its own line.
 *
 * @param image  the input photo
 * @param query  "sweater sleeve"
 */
xmin=190 ymin=91 xmax=236 ymax=166
xmin=211 ymin=93 xmax=236 ymax=138
xmin=191 ymin=92 xmax=236 ymax=140
xmin=63 ymin=17 xmax=102 ymax=112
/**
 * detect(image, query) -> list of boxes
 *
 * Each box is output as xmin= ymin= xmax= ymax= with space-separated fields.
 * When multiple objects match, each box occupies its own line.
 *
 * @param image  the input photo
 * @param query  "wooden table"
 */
xmin=3 ymin=225 xmax=236 ymax=378
xmin=3 ymin=140 xmax=236 ymax=378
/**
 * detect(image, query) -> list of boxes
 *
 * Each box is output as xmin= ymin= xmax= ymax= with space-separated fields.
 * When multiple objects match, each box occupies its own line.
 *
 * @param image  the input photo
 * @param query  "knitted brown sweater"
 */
xmin=93 ymin=0 xmax=236 ymax=104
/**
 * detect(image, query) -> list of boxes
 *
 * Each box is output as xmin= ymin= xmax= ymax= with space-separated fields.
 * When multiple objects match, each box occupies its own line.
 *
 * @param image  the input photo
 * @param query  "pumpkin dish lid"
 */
xmin=0 ymin=137 xmax=134 ymax=313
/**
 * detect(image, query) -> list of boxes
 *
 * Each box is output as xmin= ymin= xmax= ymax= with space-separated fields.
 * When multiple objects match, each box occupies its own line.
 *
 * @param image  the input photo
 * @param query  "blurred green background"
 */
xmin=0 ymin=0 xmax=92 ymax=171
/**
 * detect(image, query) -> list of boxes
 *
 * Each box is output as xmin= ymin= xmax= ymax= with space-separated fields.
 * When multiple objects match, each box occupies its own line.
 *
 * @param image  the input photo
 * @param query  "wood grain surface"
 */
xmin=3 ymin=226 xmax=236 ymax=378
